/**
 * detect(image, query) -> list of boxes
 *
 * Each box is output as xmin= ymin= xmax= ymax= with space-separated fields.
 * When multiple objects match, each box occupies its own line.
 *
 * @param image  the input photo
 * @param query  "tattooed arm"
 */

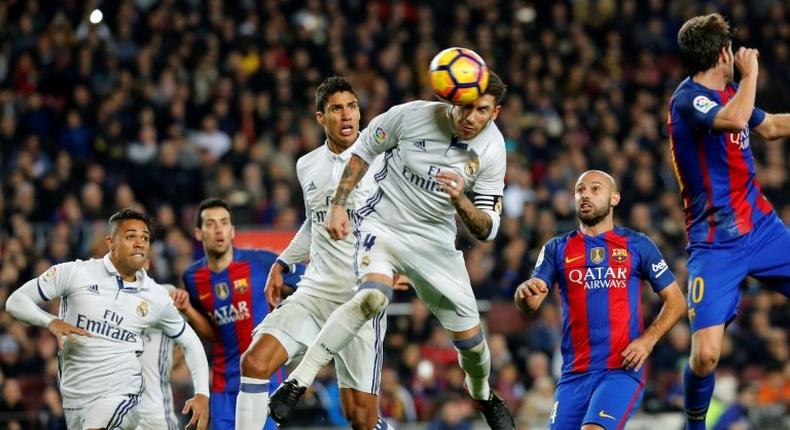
xmin=455 ymin=193 xmax=494 ymax=240
xmin=330 ymin=154 xmax=370 ymax=206
xmin=325 ymin=154 xmax=370 ymax=240
xmin=435 ymin=171 xmax=500 ymax=241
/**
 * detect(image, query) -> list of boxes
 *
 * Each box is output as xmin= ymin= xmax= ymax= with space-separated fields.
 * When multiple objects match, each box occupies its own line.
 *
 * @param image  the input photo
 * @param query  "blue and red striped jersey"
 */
xmin=668 ymin=77 xmax=772 ymax=244
xmin=182 ymin=248 xmax=302 ymax=393
xmin=532 ymin=227 xmax=675 ymax=379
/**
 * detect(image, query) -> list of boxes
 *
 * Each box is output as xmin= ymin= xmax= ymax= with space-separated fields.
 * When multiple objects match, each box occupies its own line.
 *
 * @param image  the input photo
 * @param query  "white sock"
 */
xmin=235 ymin=376 xmax=270 ymax=428
xmin=289 ymin=288 xmax=390 ymax=387
xmin=456 ymin=339 xmax=492 ymax=401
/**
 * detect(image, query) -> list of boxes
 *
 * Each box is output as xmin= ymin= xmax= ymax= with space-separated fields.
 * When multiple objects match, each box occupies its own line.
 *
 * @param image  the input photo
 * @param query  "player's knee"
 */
xmin=690 ymin=343 xmax=720 ymax=375
xmin=355 ymin=286 xmax=390 ymax=319
xmin=240 ymin=349 xmax=272 ymax=378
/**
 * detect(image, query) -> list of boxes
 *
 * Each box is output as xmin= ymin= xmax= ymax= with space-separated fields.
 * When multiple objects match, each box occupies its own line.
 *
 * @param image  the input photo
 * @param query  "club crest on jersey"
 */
xmin=215 ymin=282 xmax=230 ymax=300
xmin=41 ymin=267 xmax=57 ymax=284
xmin=136 ymin=301 xmax=149 ymax=318
xmin=361 ymin=255 xmax=371 ymax=268
xmin=374 ymin=127 xmax=387 ymax=143
xmin=465 ymin=158 xmax=480 ymax=176
xmin=590 ymin=247 xmax=605 ymax=264
xmin=692 ymin=95 xmax=718 ymax=114
xmin=233 ymin=278 xmax=249 ymax=294
xmin=611 ymin=248 xmax=628 ymax=263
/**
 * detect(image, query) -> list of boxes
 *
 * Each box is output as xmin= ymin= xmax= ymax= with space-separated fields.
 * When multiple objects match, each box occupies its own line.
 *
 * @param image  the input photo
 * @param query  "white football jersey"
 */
xmin=279 ymin=143 xmax=382 ymax=301
xmin=36 ymin=255 xmax=189 ymax=408
xmin=352 ymin=100 xmax=506 ymax=246
xmin=136 ymin=284 xmax=179 ymax=429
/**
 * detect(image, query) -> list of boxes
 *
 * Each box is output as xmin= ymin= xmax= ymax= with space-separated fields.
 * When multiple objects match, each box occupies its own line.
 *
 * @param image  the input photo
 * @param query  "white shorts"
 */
xmin=354 ymin=220 xmax=480 ymax=332
xmin=252 ymin=290 xmax=387 ymax=394
xmin=64 ymin=394 xmax=140 ymax=430
xmin=137 ymin=410 xmax=179 ymax=430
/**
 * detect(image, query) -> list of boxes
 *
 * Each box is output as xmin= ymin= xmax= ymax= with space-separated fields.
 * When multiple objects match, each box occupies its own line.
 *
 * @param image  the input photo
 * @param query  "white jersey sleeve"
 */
xmin=352 ymin=104 xmax=409 ymax=164
xmin=472 ymin=136 xmax=506 ymax=197
xmin=5 ymin=262 xmax=82 ymax=327
xmin=37 ymin=262 xmax=80 ymax=300
xmin=5 ymin=279 xmax=57 ymax=327
xmin=471 ymin=133 xmax=506 ymax=240
xmin=278 ymin=162 xmax=313 ymax=267
xmin=154 ymin=300 xmax=210 ymax=397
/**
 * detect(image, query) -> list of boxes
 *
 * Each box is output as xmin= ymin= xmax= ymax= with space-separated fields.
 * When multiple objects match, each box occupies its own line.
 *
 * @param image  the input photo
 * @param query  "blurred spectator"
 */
xmin=0 ymin=378 xmax=26 ymax=428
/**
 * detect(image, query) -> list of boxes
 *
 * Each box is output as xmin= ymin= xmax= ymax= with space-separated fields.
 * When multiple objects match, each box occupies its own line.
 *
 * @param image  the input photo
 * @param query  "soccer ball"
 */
xmin=429 ymin=47 xmax=489 ymax=105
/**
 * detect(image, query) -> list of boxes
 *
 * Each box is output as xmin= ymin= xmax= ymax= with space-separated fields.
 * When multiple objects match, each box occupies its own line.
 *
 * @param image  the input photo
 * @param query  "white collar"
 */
xmin=102 ymin=253 xmax=147 ymax=285
xmin=324 ymin=139 xmax=353 ymax=163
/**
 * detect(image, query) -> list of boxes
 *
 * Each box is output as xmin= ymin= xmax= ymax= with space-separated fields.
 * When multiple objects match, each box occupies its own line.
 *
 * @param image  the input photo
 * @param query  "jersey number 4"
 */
xmin=362 ymin=234 xmax=377 ymax=252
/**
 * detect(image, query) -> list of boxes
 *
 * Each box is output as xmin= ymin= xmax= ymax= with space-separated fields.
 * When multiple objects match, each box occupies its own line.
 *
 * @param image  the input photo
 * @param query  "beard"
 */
xmin=576 ymin=200 xmax=612 ymax=227
xmin=206 ymin=242 xmax=232 ymax=260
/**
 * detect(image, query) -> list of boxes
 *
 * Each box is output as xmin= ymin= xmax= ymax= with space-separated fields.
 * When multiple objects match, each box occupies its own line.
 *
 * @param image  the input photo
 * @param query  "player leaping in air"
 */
xmin=270 ymin=72 xmax=516 ymax=430
xmin=235 ymin=76 xmax=400 ymax=430
xmin=669 ymin=13 xmax=790 ymax=430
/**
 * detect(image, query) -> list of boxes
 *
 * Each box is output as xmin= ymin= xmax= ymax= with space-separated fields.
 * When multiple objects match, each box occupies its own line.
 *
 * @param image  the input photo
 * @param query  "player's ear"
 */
xmin=491 ymin=105 xmax=502 ymax=121
xmin=106 ymin=235 xmax=114 ymax=252
xmin=611 ymin=191 xmax=621 ymax=207
xmin=315 ymin=110 xmax=324 ymax=126
xmin=720 ymin=45 xmax=731 ymax=65
xmin=230 ymin=224 xmax=235 ymax=240
xmin=193 ymin=227 xmax=203 ymax=242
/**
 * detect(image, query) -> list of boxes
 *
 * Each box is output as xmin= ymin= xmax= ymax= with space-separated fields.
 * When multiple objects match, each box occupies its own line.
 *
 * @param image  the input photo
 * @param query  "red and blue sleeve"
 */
xmin=636 ymin=235 xmax=675 ymax=292
xmin=532 ymin=238 xmax=558 ymax=288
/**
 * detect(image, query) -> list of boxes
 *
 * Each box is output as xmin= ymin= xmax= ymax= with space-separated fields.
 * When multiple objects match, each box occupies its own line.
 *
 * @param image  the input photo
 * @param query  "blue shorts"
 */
xmin=686 ymin=214 xmax=790 ymax=332
xmin=210 ymin=391 xmax=278 ymax=430
xmin=549 ymin=370 xmax=644 ymax=430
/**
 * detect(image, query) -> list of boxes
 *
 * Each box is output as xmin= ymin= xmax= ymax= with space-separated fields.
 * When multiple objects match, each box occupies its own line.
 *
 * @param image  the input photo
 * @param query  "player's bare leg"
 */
xmin=269 ymin=273 xmax=393 ymax=424
xmin=236 ymin=334 xmax=289 ymax=428
xmin=684 ymin=324 xmax=725 ymax=430
xmin=340 ymin=389 xmax=394 ymax=430
xmin=581 ymin=425 xmax=605 ymax=430
xmin=450 ymin=326 xmax=515 ymax=430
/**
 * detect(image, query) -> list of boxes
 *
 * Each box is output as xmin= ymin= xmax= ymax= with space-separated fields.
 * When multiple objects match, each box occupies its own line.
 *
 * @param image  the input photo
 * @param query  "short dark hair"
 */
xmin=109 ymin=209 xmax=153 ymax=236
xmin=483 ymin=71 xmax=507 ymax=104
xmin=195 ymin=198 xmax=233 ymax=228
xmin=678 ymin=13 xmax=733 ymax=76
xmin=315 ymin=76 xmax=357 ymax=113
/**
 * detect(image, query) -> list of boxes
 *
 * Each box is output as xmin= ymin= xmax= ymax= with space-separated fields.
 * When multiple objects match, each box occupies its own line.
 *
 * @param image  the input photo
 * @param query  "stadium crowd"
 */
xmin=0 ymin=0 xmax=788 ymax=428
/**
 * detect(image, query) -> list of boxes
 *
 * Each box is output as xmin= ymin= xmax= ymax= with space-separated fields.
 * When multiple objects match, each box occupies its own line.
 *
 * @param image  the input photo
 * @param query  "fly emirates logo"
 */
xmin=568 ymin=267 xmax=628 ymax=290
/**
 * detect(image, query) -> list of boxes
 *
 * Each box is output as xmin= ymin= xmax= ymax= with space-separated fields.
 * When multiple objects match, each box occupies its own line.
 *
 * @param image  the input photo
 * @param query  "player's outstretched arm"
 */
xmin=5 ymin=278 xmax=92 ymax=348
xmin=514 ymin=278 xmax=550 ymax=313
xmin=326 ymin=154 xmax=369 ymax=240
xmin=712 ymin=47 xmax=760 ymax=132
xmin=753 ymin=113 xmax=790 ymax=141
xmin=171 ymin=289 xmax=215 ymax=341
xmin=621 ymin=281 xmax=685 ymax=371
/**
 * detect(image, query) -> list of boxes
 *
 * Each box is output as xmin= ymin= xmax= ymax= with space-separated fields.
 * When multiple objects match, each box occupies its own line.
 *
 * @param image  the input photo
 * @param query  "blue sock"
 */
xmin=375 ymin=417 xmax=395 ymax=430
xmin=684 ymin=363 xmax=714 ymax=430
